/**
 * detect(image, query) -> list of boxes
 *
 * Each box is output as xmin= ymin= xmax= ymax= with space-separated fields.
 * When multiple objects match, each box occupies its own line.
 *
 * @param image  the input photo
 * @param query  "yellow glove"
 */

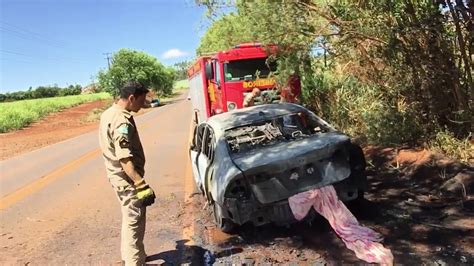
xmin=134 ymin=179 xmax=156 ymax=207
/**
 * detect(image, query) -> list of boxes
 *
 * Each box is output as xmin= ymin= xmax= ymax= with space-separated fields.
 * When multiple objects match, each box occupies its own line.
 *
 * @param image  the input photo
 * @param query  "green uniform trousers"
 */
xmin=114 ymin=184 xmax=147 ymax=266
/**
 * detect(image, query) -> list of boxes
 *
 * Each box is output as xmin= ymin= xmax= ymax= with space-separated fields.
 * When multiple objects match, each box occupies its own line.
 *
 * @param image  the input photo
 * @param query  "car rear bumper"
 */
xmin=223 ymin=177 xmax=366 ymax=226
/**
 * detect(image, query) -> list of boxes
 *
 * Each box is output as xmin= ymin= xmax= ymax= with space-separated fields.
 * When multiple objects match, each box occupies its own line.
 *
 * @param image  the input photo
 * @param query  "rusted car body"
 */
xmin=189 ymin=103 xmax=367 ymax=232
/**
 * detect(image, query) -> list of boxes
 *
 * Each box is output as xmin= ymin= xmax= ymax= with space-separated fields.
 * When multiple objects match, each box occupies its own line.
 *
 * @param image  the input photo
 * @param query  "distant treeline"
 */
xmin=0 ymin=85 xmax=83 ymax=102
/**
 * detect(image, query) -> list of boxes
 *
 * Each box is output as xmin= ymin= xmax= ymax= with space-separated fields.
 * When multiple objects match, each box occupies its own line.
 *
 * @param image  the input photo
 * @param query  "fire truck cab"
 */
xmin=188 ymin=43 xmax=300 ymax=123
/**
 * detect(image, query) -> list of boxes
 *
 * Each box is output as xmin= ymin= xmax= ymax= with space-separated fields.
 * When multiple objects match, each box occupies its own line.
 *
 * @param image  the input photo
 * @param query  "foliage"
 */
xmin=0 ymin=93 xmax=111 ymax=133
xmin=196 ymin=0 xmax=473 ymax=150
xmin=429 ymin=129 xmax=473 ymax=163
xmin=159 ymin=81 xmax=191 ymax=105
xmin=0 ymin=84 xmax=83 ymax=102
xmin=97 ymin=49 xmax=176 ymax=97
xmin=172 ymin=60 xmax=192 ymax=80
xmin=303 ymin=65 xmax=423 ymax=144
xmin=196 ymin=13 xmax=254 ymax=55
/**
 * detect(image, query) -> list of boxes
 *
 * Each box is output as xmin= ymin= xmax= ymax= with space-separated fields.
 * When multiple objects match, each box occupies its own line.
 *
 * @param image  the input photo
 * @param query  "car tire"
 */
xmin=212 ymin=203 xmax=235 ymax=233
xmin=357 ymin=189 xmax=365 ymax=200
xmin=349 ymin=143 xmax=366 ymax=172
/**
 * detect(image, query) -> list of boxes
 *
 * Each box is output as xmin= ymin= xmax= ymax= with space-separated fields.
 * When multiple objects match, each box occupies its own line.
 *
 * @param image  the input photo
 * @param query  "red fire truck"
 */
xmin=187 ymin=43 xmax=300 ymax=123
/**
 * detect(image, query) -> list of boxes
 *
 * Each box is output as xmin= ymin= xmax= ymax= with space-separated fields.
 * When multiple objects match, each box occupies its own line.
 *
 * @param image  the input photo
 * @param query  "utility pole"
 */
xmin=103 ymin=52 xmax=112 ymax=70
xmin=103 ymin=52 xmax=116 ymax=97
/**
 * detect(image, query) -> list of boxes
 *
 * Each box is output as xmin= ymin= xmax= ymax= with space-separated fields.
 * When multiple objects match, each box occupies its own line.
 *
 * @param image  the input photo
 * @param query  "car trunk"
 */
xmin=230 ymin=132 xmax=351 ymax=204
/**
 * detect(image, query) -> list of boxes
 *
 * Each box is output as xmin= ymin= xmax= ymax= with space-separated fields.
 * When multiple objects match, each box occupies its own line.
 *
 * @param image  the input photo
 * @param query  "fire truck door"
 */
xmin=212 ymin=61 xmax=223 ymax=112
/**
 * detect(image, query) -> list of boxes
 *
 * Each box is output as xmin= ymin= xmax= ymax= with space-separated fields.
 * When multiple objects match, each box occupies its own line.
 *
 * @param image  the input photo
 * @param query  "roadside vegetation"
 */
xmin=82 ymin=99 xmax=115 ymax=123
xmin=0 ymin=84 xmax=83 ymax=102
xmin=0 ymin=92 xmax=111 ymax=133
xmin=197 ymin=1 xmax=473 ymax=163
xmin=97 ymin=49 xmax=176 ymax=97
xmin=173 ymin=79 xmax=189 ymax=90
xmin=158 ymin=79 xmax=189 ymax=105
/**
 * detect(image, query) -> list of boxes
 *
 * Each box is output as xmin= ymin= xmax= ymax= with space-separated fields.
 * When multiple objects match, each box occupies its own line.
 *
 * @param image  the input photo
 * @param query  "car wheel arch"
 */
xmin=211 ymin=194 xmax=236 ymax=233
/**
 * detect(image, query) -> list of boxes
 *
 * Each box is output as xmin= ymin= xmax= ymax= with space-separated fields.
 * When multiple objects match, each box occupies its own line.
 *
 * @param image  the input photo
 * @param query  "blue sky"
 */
xmin=0 ymin=0 xmax=209 ymax=92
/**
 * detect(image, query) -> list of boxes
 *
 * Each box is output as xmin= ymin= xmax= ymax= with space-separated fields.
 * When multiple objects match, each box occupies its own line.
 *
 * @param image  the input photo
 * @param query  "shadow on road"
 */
xmin=146 ymin=239 xmax=242 ymax=265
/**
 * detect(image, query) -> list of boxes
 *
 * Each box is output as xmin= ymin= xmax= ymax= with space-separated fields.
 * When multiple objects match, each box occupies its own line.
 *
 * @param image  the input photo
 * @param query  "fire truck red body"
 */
xmin=187 ymin=43 xmax=300 ymax=123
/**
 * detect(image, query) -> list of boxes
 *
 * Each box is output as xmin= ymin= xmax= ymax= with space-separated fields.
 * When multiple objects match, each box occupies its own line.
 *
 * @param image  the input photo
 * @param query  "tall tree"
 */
xmin=172 ymin=60 xmax=193 ymax=80
xmin=197 ymin=13 xmax=253 ymax=55
xmin=97 ymin=49 xmax=176 ymax=97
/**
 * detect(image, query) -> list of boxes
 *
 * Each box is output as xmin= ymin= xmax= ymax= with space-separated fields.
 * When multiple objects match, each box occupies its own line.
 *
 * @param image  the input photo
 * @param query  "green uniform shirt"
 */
xmin=99 ymin=104 xmax=145 ymax=187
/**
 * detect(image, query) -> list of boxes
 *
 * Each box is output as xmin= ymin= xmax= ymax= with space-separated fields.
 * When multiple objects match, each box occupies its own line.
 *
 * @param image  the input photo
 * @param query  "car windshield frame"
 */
xmin=223 ymin=58 xmax=277 ymax=82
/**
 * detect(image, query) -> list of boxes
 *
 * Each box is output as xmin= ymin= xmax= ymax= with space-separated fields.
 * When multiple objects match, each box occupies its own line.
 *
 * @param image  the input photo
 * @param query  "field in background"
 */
xmin=173 ymin=79 xmax=189 ymax=89
xmin=0 ymin=92 xmax=111 ymax=133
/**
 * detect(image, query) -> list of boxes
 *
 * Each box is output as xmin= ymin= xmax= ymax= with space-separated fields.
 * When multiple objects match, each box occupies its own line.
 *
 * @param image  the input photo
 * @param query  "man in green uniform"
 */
xmin=99 ymin=81 xmax=156 ymax=265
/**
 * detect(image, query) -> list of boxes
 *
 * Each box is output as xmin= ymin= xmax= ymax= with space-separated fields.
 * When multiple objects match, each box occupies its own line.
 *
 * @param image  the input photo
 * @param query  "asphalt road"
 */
xmin=0 ymin=94 xmax=197 ymax=264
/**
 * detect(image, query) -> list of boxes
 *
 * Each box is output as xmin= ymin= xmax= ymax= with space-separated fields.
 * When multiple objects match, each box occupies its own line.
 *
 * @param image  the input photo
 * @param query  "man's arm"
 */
xmin=120 ymin=157 xmax=143 ymax=185
xmin=120 ymin=157 xmax=156 ymax=207
xmin=243 ymin=94 xmax=252 ymax=107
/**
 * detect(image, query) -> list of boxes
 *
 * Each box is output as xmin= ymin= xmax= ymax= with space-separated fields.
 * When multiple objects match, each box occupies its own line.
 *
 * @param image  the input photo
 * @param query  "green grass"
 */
xmin=173 ymin=79 xmax=189 ymax=89
xmin=0 ymin=92 xmax=111 ymax=133
xmin=429 ymin=130 xmax=473 ymax=163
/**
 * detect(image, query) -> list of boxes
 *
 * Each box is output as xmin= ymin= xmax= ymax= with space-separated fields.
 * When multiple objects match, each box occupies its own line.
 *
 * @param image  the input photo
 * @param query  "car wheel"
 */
xmin=358 ymin=189 xmax=365 ymax=200
xmin=212 ymin=203 xmax=235 ymax=233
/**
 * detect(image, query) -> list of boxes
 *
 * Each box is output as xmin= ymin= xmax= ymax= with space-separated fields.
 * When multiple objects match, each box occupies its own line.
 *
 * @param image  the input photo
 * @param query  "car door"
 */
xmin=190 ymin=124 xmax=205 ymax=190
xmin=197 ymin=125 xmax=215 ymax=195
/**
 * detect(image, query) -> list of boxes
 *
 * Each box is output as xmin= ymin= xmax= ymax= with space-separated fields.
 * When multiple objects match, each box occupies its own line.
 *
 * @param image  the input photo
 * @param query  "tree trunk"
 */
xmin=447 ymin=0 xmax=473 ymax=107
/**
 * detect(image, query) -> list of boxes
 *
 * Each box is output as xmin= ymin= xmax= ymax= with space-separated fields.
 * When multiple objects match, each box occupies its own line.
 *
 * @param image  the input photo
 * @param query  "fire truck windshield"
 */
xmin=224 ymin=58 xmax=276 ymax=82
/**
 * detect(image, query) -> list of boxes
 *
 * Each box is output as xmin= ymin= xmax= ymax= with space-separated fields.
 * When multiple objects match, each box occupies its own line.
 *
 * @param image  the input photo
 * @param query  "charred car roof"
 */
xmin=207 ymin=103 xmax=309 ymax=134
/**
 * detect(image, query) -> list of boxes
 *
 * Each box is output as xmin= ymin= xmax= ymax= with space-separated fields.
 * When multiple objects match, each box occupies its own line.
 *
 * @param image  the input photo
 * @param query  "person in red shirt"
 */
xmin=280 ymin=74 xmax=301 ymax=104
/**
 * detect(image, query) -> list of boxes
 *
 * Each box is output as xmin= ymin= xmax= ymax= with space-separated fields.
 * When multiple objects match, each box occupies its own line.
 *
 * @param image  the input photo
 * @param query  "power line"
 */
xmin=0 ymin=21 xmax=68 ymax=48
xmin=1 ymin=21 xmax=98 ymax=55
xmin=0 ymin=57 xmax=37 ymax=64
xmin=0 ymin=49 xmax=84 ymax=63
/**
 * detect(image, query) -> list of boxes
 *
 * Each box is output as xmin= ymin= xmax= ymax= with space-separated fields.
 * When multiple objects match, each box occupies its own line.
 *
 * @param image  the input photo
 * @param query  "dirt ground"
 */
xmin=1 ymin=100 xmax=473 ymax=265
xmin=186 ymin=146 xmax=473 ymax=265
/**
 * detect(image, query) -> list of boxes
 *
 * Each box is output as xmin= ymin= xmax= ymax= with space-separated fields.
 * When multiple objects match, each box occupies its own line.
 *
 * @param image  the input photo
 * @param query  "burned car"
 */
xmin=189 ymin=103 xmax=367 ymax=232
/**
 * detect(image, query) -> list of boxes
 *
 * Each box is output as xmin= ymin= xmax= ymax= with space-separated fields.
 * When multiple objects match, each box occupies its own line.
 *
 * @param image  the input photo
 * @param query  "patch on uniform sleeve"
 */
xmin=119 ymin=136 xmax=130 ymax=148
xmin=117 ymin=124 xmax=129 ymax=135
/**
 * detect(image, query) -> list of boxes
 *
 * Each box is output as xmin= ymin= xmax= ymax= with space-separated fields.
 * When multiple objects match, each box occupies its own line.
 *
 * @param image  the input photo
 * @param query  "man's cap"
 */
xmin=120 ymin=81 xmax=149 ymax=97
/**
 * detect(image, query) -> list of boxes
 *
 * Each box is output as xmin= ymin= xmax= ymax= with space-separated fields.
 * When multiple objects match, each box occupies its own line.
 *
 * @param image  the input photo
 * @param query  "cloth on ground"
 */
xmin=288 ymin=185 xmax=394 ymax=265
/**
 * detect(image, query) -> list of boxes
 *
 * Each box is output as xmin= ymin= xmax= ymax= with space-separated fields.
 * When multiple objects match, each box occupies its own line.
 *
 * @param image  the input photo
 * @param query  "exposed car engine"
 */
xmin=225 ymin=114 xmax=317 ymax=153
xmin=226 ymin=122 xmax=284 ymax=152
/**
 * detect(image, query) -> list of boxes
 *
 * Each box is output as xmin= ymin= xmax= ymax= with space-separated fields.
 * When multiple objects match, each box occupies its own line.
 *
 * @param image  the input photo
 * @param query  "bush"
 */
xmin=303 ymin=71 xmax=423 ymax=144
xmin=429 ymin=130 xmax=473 ymax=163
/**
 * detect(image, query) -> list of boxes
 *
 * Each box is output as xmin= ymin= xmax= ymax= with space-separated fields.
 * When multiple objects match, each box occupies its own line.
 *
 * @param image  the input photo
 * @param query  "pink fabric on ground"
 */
xmin=288 ymin=185 xmax=394 ymax=265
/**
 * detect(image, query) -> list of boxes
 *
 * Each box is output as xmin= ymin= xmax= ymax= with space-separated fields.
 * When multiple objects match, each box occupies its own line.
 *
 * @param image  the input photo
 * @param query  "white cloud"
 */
xmin=162 ymin=49 xmax=189 ymax=59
